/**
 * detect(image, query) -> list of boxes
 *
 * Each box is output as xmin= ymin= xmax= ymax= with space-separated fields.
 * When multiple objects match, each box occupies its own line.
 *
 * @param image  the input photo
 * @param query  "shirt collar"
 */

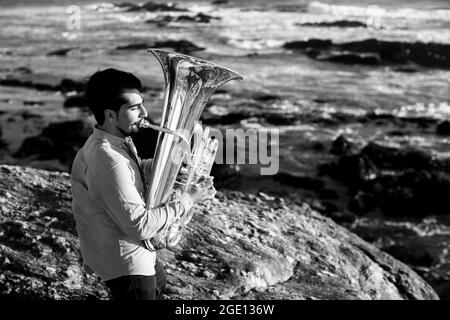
xmin=93 ymin=126 xmax=128 ymax=147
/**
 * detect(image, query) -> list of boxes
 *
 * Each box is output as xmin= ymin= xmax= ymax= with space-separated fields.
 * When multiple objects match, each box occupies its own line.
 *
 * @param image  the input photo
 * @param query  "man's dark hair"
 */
xmin=85 ymin=68 xmax=142 ymax=124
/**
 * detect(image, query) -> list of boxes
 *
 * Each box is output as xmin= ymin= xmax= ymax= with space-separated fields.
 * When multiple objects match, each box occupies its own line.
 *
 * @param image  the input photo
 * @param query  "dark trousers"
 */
xmin=104 ymin=259 xmax=166 ymax=300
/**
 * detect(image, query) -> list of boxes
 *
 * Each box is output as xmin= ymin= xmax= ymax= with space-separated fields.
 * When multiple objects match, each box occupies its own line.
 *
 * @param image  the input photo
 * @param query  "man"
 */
xmin=71 ymin=68 xmax=214 ymax=300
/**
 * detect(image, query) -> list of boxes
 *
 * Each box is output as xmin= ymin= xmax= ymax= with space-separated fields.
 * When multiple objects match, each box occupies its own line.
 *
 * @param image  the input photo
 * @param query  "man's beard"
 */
xmin=117 ymin=125 xmax=133 ymax=137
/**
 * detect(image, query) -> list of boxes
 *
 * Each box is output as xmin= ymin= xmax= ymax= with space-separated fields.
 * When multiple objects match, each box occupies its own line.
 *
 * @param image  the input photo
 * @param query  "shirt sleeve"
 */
xmin=91 ymin=158 xmax=192 ymax=242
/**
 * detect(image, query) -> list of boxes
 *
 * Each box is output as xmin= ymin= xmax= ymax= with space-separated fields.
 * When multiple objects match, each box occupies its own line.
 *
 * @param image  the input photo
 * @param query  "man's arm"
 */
xmin=91 ymin=160 xmax=193 ymax=242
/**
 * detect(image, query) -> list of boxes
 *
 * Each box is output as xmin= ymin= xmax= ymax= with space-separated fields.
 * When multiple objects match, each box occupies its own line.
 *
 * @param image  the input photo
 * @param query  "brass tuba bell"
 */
xmin=142 ymin=49 xmax=242 ymax=250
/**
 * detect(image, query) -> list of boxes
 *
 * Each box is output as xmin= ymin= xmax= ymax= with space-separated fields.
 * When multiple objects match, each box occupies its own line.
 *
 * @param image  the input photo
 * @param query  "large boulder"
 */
xmin=437 ymin=121 xmax=450 ymax=136
xmin=14 ymin=120 xmax=92 ymax=167
xmin=116 ymin=40 xmax=204 ymax=54
xmin=323 ymin=140 xmax=450 ymax=217
xmin=0 ymin=164 xmax=438 ymax=299
xmin=284 ymin=38 xmax=450 ymax=68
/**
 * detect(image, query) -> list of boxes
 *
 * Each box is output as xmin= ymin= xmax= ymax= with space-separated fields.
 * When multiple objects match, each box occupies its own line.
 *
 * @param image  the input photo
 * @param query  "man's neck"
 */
xmin=97 ymin=124 xmax=126 ymax=138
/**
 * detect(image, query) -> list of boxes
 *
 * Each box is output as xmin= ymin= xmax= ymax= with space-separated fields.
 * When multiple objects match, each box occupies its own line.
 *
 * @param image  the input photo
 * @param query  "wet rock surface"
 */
xmin=347 ymin=217 xmax=450 ymax=300
xmin=0 ymin=164 xmax=438 ymax=299
xmin=115 ymin=1 xmax=188 ymax=12
xmin=0 ymin=165 xmax=108 ymax=299
xmin=321 ymin=139 xmax=450 ymax=218
xmin=146 ymin=13 xmax=220 ymax=25
xmin=116 ymin=40 xmax=204 ymax=54
xmin=437 ymin=121 xmax=450 ymax=136
xmin=284 ymin=38 xmax=450 ymax=68
xmin=296 ymin=20 xmax=368 ymax=28
xmin=14 ymin=120 xmax=92 ymax=167
xmin=0 ymin=76 xmax=85 ymax=93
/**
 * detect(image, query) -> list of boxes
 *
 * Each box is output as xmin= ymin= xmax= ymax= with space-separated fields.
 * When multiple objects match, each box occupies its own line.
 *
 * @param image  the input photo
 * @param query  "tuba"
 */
xmin=140 ymin=49 xmax=242 ymax=251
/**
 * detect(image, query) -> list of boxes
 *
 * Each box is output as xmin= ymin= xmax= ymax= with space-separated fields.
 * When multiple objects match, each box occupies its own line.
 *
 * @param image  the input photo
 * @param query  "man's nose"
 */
xmin=139 ymin=104 xmax=148 ymax=118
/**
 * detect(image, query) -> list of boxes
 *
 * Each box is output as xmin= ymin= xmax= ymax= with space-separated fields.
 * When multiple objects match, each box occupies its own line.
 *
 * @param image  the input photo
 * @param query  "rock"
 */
xmin=22 ymin=100 xmax=45 ymax=107
xmin=383 ymin=243 xmax=434 ymax=268
xmin=318 ymin=52 xmax=382 ymax=65
xmin=361 ymin=142 xmax=436 ymax=171
xmin=0 ymin=164 xmax=439 ymax=299
xmin=59 ymin=78 xmax=85 ymax=93
xmin=140 ymin=1 xmax=187 ymax=12
xmin=323 ymin=139 xmax=450 ymax=217
xmin=201 ymin=111 xmax=249 ymax=125
xmin=330 ymin=134 xmax=355 ymax=156
xmin=284 ymin=39 xmax=333 ymax=50
xmin=273 ymin=173 xmax=324 ymax=191
xmin=0 ymin=78 xmax=58 ymax=91
xmin=297 ymin=20 xmax=367 ymax=28
xmin=116 ymin=40 xmax=204 ymax=54
xmin=377 ymin=170 xmax=450 ymax=217
xmin=116 ymin=42 xmax=151 ymax=51
xmin=250 ymin=92 xmax=280 ymax=102
xmin=14 ymin=136 xmax=55 ymax=159
xmin=339 ymin=39 xmax=450 ymax=68
xmin=14 ymin=120 xmax=92 ymax=166
xmin=436 ymin=121 xmax=450 ymax=136
xmin=284 ymin=38 xmax=450 ymax=68
xmin=148 ymin=13 xmax=219 ymax=25
xmin=175 ymin=13 xmax=219 ymax=23
xmin=348 ymin=191 xmax=376 ymax=215
xmin=0 ymin=77 xmax=85 ymax=93
xmin=264 ymin=113 xmax=298 ymax=125
xmin=258 ymin=192 xmax=275 ymax=201
xmin=63 ymin=94 xmax=87 ymax=108
xmin=47 ymin=48 xmax=76 ymax=57
xmin=0 ymin=125 xmax=5 ymax=148
xmin=153 ymin=40 xmax=205 ymax=54
xmin=145 ymin=15 xmax=174 ymax=26
xmin=210 ymin=164 xmax=242 ymax=189
xmin=202 ymin=270 xmax=216 ymax=279
xmin=393 ymin=66 xmax=420 ymax=73
xmin=347 ymin=216 xmax=450 ymax=299
xmin=327 ymin=210 xmax=357 ymax=224
xmin=116 ymin=1 xmax=188 ymax=12
xmin=321 ymin=153 xmax=378 ymax=187
xmin=13 ymin=67 xmax=32 ymax=74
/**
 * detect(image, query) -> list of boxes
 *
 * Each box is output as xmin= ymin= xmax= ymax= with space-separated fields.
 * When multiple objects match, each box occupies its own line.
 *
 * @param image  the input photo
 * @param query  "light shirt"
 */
xmin=71 ymin=127 xmax=193 ymax=281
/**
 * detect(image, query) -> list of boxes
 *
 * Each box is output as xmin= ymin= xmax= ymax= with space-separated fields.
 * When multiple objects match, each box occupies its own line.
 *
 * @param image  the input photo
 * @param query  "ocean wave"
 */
xmin=86 ymin=3 xmax=122 ymax=12
xmin=296 ymin=20 xmax=368 ymax=28
xmin=392 ymin=102 xmax=450 ymax=120
xmin=309 ymin=1 xmax=450 ymax=21
xmin=227 ymin=38 xmax=285 ymax=50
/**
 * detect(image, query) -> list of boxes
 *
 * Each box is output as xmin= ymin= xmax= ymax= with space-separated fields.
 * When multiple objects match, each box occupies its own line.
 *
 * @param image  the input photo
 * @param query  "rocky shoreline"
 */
xmin=0 ymin=164 xmax=438 ymax=299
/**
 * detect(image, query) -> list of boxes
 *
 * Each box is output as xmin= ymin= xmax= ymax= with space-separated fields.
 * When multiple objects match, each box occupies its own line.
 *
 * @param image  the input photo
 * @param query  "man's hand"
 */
xmin=185 ymin=175 xmax=216 ymax=205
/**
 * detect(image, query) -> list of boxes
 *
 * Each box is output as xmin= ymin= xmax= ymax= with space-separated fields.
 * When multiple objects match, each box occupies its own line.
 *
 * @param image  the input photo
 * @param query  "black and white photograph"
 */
xmin=0 ymin=0 xmax=449 ymax=307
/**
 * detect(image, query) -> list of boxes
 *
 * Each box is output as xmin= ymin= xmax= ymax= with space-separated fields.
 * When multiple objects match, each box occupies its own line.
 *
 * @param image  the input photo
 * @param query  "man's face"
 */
xmin=113 ymin=89 xmax=148 ymax=137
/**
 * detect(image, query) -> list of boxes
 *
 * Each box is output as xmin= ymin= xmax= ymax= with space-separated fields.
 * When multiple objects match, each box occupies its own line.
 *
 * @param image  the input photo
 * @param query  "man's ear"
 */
xmin=104 ymin=109 xmax=117 ymax=122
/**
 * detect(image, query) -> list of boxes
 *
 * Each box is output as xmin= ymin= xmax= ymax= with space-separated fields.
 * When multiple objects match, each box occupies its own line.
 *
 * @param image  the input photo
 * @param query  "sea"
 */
xmin=0 ymin=0 xmax=449 ymax=298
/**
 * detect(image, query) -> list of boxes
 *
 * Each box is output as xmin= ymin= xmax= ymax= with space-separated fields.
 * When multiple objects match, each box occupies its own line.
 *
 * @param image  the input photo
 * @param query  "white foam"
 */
xmin=393 ymin=102 xmax=450 ymax=119
xmin=310 ymin=1 xmax=450 ymax=21
xmin=87 ymin=3 xmax=122 ymax=12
